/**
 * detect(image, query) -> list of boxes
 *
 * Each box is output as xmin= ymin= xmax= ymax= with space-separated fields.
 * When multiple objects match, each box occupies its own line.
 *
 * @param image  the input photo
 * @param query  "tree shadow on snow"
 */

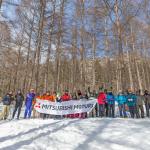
xmin=0 ymin=120 xmax=62 ymax=143
xmin=74 ymin=119 xmax=147 ymax=150
xmin=0 ymin=119 xmax=80 ymax=150
xmin=74 ymin=119 xmax=112 ymax=150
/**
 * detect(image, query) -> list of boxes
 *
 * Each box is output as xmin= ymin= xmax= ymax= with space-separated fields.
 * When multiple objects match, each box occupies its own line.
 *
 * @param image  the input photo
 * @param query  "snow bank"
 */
xmin=0 ymin=118 xmax=150 ymax=150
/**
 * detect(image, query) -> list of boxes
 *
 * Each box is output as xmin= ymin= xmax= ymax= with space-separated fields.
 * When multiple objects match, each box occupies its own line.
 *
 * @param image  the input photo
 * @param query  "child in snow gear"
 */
xmin=136 ymin=90 xmax=144 ymax=118
xmin=143 ymin=90 xmax=150 ymax=117
xmin=126 ymin=89 xmax=137 ymax=118
xmin=107 ymin=91 xmax=115 ymax=118
xmin=12 ymin=90 xmax=24 ymax=119
xmin=1 ymin=91 xmax=14 ymax=120
xmin=115 ymin=91 xmax=127 ymax=118
xmin=24 ymin=89 xmax=35 ymax=119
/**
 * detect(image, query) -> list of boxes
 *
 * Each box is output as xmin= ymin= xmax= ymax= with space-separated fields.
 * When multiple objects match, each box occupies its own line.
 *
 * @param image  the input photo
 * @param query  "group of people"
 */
xmin=97 ymin=89 xmax=150 ymax=118
xmin=0 ymin=87 xmax=150 ymax=120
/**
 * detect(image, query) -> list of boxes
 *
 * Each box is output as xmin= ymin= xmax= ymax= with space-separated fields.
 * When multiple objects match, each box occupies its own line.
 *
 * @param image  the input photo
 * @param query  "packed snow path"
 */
xmin=0 ymin=118 xmax=150 ymax=150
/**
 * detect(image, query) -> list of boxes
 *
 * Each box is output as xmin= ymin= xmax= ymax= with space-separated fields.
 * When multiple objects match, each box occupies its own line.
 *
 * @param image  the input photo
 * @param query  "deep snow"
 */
xmin=0 ymin=118 xmax=150 ymax=150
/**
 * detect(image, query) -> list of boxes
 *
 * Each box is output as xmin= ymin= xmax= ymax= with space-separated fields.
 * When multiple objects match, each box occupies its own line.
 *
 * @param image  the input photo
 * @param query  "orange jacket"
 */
xmin=41 ymin=95 xmax=47 ymax=100
xmin=36 ymin=96 xmax=43 ymax=99
xmin=43 ymin=95 xmax=55 ymax=102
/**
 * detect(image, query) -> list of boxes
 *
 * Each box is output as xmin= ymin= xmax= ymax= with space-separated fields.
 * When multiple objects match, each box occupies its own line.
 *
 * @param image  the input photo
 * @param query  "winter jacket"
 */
xmin=136 ymin=95 xmax=144 ymax=106
xmin=115 ymin=94 xmax=127 ymax=105
xmin=97 ymin=92 xmax=106 ymax=105
xmin=143 ymin=94 xmax=150 ymax=105
xmin=43 ymin=95 xmax=55 ymax=102
xmin=2 ymin=94 xmax=14 ymax=105
xmin=36 ymin=96 xmax=43 ymax=99
xmin=25 ymin=93 xmax=35 ymax=106
xmin=106 ymin=93 xmax=115 ymax=105
xmin=61 ymin=93 xmax=71 ymax=101
xmin=126 ymin=94 xmax=137 ymax=107
xmin=15 ymin=93 xmax=24 ymax=105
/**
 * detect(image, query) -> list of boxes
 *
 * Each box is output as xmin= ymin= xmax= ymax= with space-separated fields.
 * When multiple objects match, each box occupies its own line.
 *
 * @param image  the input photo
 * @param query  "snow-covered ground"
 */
xmin=0 ymin=118 xmax=150 ymax=150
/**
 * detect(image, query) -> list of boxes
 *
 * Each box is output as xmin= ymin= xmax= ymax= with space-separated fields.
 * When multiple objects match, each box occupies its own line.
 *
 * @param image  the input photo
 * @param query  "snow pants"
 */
xmin=24 ymin=103 xmax=32 ymax=118
xmin=105 ymin=103 xmax=109 ymax=117
xmin=92 ymin=103 xmax=98 ymax=117
xmin=95 ymin=103 xmax=98 ymax=117
xmin=0 ymin=105 xmax=10 ymax=120
xmin=136 ymin=105 xmax=144 ymax=118
xmin=118 ymin=104 xmax=127 ymax=118
xmin=12 ymin=103 xmax=22 ymax=119
xmin=108 ymin=104 xmax=115 ymax=118
xmin=128 ymin=106 xmax=136 ymax=118
xmin=98 ymin=104 xmax=105 ymax=117
xmin=145 ymin=103 xmax=150 ymax=117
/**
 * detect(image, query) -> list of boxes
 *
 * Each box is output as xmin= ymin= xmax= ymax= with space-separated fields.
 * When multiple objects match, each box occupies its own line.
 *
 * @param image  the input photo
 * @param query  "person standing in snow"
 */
xmin=12 ymin=90 xmax=24 ymax=119
xmin=104 ymin=89 xmax=109 ymax=117
xmin=80 ymin=90 xmax=89 ymax=119
xmin=143 ymin=90 xmax=150 ymax=117
xmin=24 ymin=89 xmax=35 ymax=119
xmin=136 ymin=90 xmax=144 ymax=118
xmin=97 ymin=88 xmax=106 ymax=117
xmin=115 ymin=91 xmax=127 ymax=118
xmin=43 ymin=91 xmax=55 ymax=119
xmin=126 ymin=89 xmax=137 ymax=118
xmin=90 ymin=90 xmax=98 ymax=117
xmin=61 ymin=90 xmax=71 ymax=102
xmin=107 ymin=91 xmax=115 ymax=118
xmin=94 ymin=90 xmax=99 ymax=117
xmin=72 ymin=92 xmax=78 ymax=100
xmin=61 ymin=90 xmax=71 ymax=118
xmin=0 ymin=91 xmax=14 ymax=120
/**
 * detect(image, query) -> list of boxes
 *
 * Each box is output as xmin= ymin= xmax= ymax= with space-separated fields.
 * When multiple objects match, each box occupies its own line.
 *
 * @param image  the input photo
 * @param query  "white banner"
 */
xmin=34 ymin=98 xmax=97 ymax=115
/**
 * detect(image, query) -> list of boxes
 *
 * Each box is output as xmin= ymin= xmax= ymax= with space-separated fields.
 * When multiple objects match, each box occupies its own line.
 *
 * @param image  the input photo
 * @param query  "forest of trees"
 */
xmin=0 ymin=0 xmax=150 ymax=95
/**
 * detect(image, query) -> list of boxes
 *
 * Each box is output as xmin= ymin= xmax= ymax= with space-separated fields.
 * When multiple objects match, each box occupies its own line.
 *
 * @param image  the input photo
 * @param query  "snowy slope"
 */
xmin=0 ymin=118 xmax=150 ymax=150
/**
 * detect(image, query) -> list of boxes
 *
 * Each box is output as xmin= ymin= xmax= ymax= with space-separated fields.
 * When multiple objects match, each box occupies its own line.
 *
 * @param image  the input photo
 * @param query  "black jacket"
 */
xmin=15 ymin=93 xmax=24 ymax=105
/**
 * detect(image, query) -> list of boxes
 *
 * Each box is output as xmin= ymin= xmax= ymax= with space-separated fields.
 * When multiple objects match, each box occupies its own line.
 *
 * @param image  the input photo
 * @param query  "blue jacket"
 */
xmin=25 ymin=93 xmax=35 ymax=106
xmin=107 ymin=93 xmax=115 ymax=105
xmin=115 ymin=94 xmax=127 ymax=105
xmin=126 ymin=94 xmax=137 ymax=106
xmin=3 ymin=94 xmax=13 ymax=105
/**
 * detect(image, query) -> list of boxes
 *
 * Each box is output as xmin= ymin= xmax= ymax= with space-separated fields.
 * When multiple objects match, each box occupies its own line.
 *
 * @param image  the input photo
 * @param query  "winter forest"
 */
xmin=0 ymin=0 xmax=149 ymax=94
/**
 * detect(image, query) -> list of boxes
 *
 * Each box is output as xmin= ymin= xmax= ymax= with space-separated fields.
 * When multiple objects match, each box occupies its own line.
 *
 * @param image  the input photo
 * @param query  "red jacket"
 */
xmin=61 ymin=93 xmax=71 ymax=101
xmin=97 ymin=92 xmax=106 ymax=104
